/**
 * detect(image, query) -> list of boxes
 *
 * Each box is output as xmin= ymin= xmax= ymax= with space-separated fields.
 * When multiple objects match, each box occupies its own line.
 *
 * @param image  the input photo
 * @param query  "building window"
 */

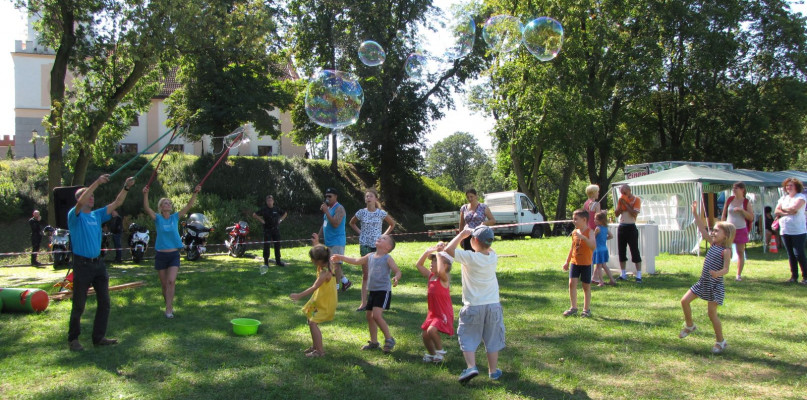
xmin=166 ymin=144 xmax=184 ymax=153
xmin=130 ymin=115 xmax=139 ymax=126
xmin=258 ymin=146 xmax=273 ymax=157
xmin=117 ymin=143 xmax=138 ymax=154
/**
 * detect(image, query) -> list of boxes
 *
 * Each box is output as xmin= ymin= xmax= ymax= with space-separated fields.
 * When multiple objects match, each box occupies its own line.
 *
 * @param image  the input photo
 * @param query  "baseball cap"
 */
xmin=325 ymin=188 xmax=338 ymax=196
xmin=472 ymin=225 xmax=494 ymax=245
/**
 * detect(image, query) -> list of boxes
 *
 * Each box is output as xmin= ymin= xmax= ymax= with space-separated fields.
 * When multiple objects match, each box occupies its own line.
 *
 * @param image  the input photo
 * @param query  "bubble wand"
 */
xmin=142 ymin=127 xmax=184 ymax=189
xmin=197 ymin=126 xmax=248 ymax=187
xmin=108 ymin=126 xmax=180 ymax=179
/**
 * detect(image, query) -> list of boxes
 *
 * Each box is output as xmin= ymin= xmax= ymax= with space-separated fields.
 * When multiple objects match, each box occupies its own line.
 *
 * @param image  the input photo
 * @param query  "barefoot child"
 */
xmin=562 ymin=209 xmax=596 ymax=317
xmin=414 ymin=243 xmax=454 ymax=363
xmin=591 ymin=211 xmax=616 ymax=286
xmin=680 ymin=202 xmax=734 ymax=353
xmin=289 ymin=234 xmax=337 ymax=357
xmin=332 ymin=234 xmax=401 ymax=353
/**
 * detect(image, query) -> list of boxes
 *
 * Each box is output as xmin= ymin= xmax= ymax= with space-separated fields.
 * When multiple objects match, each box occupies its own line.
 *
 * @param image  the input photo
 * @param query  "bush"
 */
xmin=0 ymin=167 xmax=22 ymax=220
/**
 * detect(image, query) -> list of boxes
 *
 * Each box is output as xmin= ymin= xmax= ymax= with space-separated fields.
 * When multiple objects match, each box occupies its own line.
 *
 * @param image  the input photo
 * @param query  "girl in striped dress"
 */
xmin=679 ymin=202 xmax=736 ymax=354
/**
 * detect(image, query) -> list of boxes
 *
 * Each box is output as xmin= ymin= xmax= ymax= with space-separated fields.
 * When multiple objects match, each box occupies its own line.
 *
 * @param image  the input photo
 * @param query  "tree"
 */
xmin=166 ymin=0 xmax=295 ymax=155
xmin=22 ymin=0 xmax=184 ymax=224
xmin=425 ymin=132 xmax=488 ymax=192
xmin=287 ymin=0 xmax=488 ymax=199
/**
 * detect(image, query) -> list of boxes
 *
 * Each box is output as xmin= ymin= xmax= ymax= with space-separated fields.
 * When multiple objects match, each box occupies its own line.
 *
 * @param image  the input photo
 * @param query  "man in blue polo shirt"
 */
xmin=67 ymin=174 xmax=135 ymax=351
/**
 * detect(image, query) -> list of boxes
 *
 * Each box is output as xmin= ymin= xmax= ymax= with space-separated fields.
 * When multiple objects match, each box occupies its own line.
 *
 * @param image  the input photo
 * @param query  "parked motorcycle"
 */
xmin=43 ymin=225 xmax=71 ymax=268
xmin=183 ymin=213 xmax=213 ymax=261
xmin=225 ymin=221 xmax=250 ymax=258
xmin=128 ymin=223 xmax=150 ymax=263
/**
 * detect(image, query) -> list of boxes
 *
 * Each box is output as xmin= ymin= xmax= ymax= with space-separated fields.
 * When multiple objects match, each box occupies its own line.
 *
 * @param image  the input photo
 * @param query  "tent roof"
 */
xmin=612 ymin=165 xmax=765 ymax=186
xmin=613 ymin=165 xmax=807 ymax=187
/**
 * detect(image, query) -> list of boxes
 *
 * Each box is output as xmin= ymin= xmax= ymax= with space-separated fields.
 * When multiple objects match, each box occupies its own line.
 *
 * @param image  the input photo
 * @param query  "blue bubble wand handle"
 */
xmin=109 ymin=126 xmax=180 ymax=179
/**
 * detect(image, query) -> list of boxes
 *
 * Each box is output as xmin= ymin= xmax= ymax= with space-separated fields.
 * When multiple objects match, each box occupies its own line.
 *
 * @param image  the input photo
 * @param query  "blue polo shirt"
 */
xmin=67 ymin=206 xmax=111 ymax=258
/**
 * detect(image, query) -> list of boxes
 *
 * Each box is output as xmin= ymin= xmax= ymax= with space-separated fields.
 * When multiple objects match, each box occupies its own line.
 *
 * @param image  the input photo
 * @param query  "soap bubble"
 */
xmin=396 ymin=30 xmax=406 ymax=41
xmin=358 ymin=40 xmax=386 ymax=66
xmin=426 ymin=13 xmax=476 ymax=61
xmin=522 ymin=17 xmax=564 ymax=61
xmin=405 ymin=53 xmax=428 ymax=82
xmin=482 ymin=15 xmax=523 ymax=53
xmin=304 ymin=70 xmax=364 ymax=129
xmin=259 ymin=264 xmax=268 ymax=275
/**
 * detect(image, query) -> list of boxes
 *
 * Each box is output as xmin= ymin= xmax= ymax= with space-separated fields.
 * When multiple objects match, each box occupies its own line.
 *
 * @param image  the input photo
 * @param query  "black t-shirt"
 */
xmin=108 ymin=215 xmax=123 ymax=234
xmin=29 ymin=217 xmax=42 ymax=239
xmin=255 ymin=206 xmax=284 ymax=230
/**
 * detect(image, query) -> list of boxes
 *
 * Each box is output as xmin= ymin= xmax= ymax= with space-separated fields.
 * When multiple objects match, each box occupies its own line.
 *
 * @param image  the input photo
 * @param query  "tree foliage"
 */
xmin=166 ymin=0 xmax=295 ymax=155
xmin=286 ymin=0 xmax=488 ymax=199
xmin=425 ymin=132 xmax=488 ymax=192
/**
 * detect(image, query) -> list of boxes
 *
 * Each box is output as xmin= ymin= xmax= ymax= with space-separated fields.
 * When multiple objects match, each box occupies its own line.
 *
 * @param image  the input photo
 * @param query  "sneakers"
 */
xmin=93 ymin=337 xmax=118 ymax=346
xmin=458 ymin=366 xmax=479 ymax=384
xmin=275 ymin=260 xmax=287 ymax=267
xmin=68 ymin=339 xmax=84 ymax=351
xmin=679 ymin=324 xmax=697 ymax=338
xmin=422 ymin=353 xmax=444 ymax=362
xmin=489 ymin=368 xmax=503 ymax=380
xmin=165 ymin=312 xmax=174 ymax=319
xmin=361 ymin=341 xmax=380 ymax=350
xmin=382 ymin=337 xmax=396 ymax=353
xmin=712 ymin=340 xmax=728 ymax=354
xmin=341 ymin=280 xmax=353 ymax=292
xmin=635 ymin=277 xmax=643 ymax=283
xmin=617 ymin=275 xmax=627 ymax=281
xmin=562 ymin=307 xmax=578 ymax=317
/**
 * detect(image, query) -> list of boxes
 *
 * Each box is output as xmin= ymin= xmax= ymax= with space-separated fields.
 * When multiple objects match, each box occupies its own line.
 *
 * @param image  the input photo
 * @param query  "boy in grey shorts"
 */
xmin=445 ymin=225 xmax=505 ymax=384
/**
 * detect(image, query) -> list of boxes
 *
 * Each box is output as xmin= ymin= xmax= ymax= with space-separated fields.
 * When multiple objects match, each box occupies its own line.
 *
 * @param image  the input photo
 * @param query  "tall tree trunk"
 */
xmin=46 ymin=5 xmax=76 ymax=226
xmin=330 ymin=130 xmax=338 ymax=173
xmin=553 ymin=161 xmax=575 ymax=235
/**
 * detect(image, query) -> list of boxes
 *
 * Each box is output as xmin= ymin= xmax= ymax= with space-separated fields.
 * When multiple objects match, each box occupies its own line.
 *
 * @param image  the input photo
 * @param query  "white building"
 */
xmin=6 ymin=8 xmax=305 ymax=160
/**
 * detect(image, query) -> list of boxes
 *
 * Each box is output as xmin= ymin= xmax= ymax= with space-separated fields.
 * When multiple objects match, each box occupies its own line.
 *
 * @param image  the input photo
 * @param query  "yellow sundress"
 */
xmin=302 ymin=270 xmax=337 ymax=323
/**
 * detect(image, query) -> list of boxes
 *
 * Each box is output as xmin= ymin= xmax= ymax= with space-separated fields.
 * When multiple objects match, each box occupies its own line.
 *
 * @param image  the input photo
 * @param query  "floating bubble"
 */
xmin=304 ymin=70 xmax=364 ymax=129
xmin=358 ymin=40 xmax=386 ymax=67
xmin=405 ymin=53 xmax=428 ymax=82
xmin=522 ymin=17 xmax=564 ymax=62
xmin=426 ymin=13 xmax=475 ymax=61
xmin=259 ymin=264 xmax=268 ymax=275
xmin=396 ymin=29 xmax=406 ymax=41
xmin=483 ymin=15 xmax=523 ymax=53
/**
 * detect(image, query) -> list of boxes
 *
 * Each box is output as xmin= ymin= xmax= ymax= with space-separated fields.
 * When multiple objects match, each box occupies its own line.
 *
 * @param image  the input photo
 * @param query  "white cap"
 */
xmin=437 ymin=251 xmax=454 ymax=264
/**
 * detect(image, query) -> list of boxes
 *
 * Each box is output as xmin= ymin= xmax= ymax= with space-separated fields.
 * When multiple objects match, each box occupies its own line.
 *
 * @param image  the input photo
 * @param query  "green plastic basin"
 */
xmin=230 ymin=318 xmax=261 ymax=336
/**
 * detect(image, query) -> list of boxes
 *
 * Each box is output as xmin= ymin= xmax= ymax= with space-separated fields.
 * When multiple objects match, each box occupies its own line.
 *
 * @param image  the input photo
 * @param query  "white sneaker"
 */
xmin=422 ymin=353 xmax=435 ymax=362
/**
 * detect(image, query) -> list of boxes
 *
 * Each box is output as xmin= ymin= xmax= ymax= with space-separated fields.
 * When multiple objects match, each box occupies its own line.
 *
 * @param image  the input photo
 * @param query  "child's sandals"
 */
xmin=361 ymin=341 xmax=380 ymax=350
xmin=711 ymin=340 xmax=728 ymax=354
xmin=303 ymin=346 xmax=315 ymax=354
xmin=382 ymin=337 xmax=396 ymax=353
xmin=305 ymin=349 xmax=325 ymax=357
xmin=678 ymin=324 xmax=697 ymax=338
xmin=581 ymin=309 xmax=592 ymax=318
xmin=562 ymin=308 xmax=578 ymax=317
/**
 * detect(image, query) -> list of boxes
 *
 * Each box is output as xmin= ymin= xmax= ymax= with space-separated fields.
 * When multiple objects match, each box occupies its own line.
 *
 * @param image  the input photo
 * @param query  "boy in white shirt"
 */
xmin=445 ymin=225 xmax=505 ymax=384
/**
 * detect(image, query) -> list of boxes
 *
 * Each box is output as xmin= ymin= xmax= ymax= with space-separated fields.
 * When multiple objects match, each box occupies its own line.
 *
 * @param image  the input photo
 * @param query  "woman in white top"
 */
xmin=721 ymin=182 xmax=754 ymax=281
xmin=775 ymin=177 xmax=807 ymax=284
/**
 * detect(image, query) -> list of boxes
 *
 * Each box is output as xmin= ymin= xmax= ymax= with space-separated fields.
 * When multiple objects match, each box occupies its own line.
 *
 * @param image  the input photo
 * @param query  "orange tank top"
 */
xmin=571 ymin=228 xmax=593 ymax=266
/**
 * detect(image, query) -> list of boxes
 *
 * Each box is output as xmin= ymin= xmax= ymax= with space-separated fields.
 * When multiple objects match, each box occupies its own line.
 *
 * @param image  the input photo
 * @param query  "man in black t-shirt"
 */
xmin=29 ymin=210 xmax=43 ymax=266
xmin=253 ymin=195 xmax=288 ymax=267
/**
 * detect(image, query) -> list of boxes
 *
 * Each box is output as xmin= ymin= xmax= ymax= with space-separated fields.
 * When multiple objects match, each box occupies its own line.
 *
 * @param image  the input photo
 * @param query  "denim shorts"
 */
xmin=154 ymin=251 xmax=180 ymax=270
xmin=457 ymin=303 xmax=506 ymax=353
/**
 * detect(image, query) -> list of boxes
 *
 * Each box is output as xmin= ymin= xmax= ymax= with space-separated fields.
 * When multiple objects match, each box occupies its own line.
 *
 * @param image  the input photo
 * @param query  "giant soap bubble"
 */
xmin=358 ymin=41 xmax=386 ymax=66
xmin=482 ymin=15 xmax=523 ymax=53
xmin=304 ymin=70 xmax=364 ymax=129
xmin=522 ymin=17 xmax=564 ymax=61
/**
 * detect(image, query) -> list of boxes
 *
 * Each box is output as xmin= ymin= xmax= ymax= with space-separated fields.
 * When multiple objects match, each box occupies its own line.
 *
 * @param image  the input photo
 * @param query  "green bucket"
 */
xmin=230 ymin=318 xmax=261 ymax=336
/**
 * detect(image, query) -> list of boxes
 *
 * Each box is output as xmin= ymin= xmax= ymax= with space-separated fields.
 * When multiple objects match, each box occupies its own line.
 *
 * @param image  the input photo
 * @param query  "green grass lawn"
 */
xmin=1 ymin=237 xmax=805 ymax=399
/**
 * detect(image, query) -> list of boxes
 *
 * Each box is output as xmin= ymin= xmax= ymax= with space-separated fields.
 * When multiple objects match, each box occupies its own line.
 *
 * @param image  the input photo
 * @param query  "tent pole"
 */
xmin=697 ymin=182 xmax=703 ymax=257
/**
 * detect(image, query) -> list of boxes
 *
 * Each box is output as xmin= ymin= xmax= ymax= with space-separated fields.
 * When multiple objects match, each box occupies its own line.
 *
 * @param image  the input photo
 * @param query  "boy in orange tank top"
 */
xmin=562 ymin=209 xmax=597 ymax=317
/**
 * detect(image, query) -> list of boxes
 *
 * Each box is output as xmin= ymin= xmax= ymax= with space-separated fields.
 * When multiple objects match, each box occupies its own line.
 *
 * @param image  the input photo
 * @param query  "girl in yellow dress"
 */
xmin=290 ymin=234 xmax=337 ymax=357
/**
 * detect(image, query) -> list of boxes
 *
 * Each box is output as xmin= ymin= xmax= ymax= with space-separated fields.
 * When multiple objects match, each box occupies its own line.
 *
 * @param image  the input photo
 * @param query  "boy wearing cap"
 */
xmin=445 ymin=225 xmax=504 ymax=384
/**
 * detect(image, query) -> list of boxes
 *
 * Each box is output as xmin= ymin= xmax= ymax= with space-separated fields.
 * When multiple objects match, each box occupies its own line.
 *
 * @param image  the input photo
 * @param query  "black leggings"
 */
xmin=782 ymin=233 xmax=807 ymax=280
xmin=617 ymin=223 xmax=642 ymax=263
